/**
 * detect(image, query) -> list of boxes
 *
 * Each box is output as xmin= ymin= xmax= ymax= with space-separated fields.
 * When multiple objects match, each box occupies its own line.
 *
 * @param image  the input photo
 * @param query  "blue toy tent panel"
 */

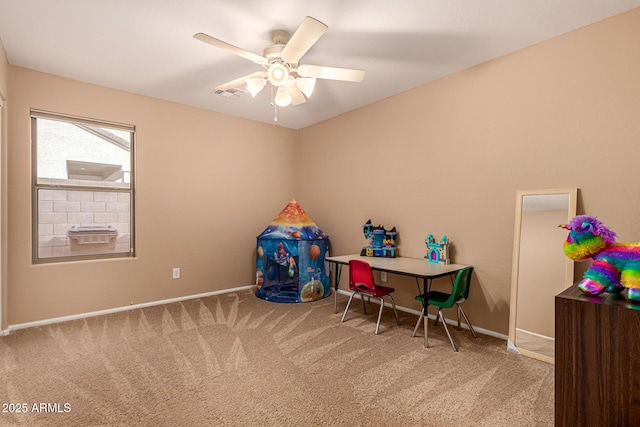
xmin=255 ymin=199 xmax=330 ymax=303
xmin=256 ymin=238 xmax=329 ymax=303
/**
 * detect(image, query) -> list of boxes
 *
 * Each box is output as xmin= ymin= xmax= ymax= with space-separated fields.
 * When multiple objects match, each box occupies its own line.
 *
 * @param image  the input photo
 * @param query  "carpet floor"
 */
xmin=0 ymin=289 xmax=554 ymax=426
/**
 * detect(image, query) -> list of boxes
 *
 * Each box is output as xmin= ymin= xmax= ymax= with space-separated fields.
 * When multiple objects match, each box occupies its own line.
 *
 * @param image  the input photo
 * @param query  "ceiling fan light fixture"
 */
xmin=295 ymin=77 xmax=316 ymax=98
xmin=267 ymin=63 xmax=289 ymax=86
xmin=246 ymin=77 xmax=266 ymax=97
xmin=274 ymin=86 xmax=292 ymax=107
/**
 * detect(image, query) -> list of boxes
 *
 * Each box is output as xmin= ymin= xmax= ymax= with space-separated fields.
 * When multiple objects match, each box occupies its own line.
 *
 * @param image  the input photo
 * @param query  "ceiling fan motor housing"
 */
xmin=263 ymin=30 xmax=297 ymax=67
xmin=263 ymin=44 xmax=285 ymax=64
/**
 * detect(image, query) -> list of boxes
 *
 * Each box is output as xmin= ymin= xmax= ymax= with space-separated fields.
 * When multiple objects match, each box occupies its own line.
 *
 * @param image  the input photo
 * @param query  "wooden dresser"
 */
xmin=555 ymin=284 xmax=640 ymax=426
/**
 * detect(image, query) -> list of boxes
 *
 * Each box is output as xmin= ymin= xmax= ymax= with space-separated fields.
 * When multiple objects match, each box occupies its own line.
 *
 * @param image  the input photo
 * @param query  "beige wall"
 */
xmin=297 ymin=8 xmax=640 ymax=334
xmin=6 ymin=67 xmax=297 ymax=325
xmin=1 ymin=39 xmax=7 ymax=330
xmin=0 ymin=39 xmax=7 ymax=92
xmin=3 ymin=8 xmax=640 ymax=334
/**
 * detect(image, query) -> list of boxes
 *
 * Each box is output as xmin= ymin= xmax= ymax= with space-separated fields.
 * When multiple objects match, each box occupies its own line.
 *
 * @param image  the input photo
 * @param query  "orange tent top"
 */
xmin=257 ymin=199 xmax=327 ymax=240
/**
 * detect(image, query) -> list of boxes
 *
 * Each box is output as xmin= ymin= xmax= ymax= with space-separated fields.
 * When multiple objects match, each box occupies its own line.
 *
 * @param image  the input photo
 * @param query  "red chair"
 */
xmin=340 ymin=259 xmax=400 ymax=335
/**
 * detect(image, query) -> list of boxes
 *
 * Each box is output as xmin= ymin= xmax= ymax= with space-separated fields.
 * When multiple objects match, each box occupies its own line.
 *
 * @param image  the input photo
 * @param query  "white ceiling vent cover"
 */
xmin=214 ymin=88 xmax=244 ymax=98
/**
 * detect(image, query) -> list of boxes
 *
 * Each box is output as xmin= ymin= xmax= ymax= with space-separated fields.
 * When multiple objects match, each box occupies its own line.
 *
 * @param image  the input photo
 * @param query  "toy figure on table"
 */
xmin=360 ymin=219 xmax=398 ymax=257
xmin=561 ymin=215 xmax=640 ymax=302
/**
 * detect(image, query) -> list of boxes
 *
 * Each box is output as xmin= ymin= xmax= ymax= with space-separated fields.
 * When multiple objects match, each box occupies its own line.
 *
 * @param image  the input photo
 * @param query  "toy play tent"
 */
xmin=255 ymin=199 xmax=330 ymax=303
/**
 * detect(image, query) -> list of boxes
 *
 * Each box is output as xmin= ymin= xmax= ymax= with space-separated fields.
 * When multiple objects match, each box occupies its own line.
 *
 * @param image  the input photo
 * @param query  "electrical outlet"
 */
xmin=381 ymin=272 xmax=387 ymax=282
xmin=172 ymin=268 xmax=180 ymax=279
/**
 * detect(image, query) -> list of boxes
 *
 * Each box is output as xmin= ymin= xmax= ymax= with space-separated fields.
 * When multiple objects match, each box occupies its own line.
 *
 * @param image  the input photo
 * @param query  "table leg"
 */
xmin=424 ymin=313 xmax=429 ymax=348
xmin=423 ymin=278 xmax=430 ymax=348
xmin=333 ymin=264 xmax=343 ymax=314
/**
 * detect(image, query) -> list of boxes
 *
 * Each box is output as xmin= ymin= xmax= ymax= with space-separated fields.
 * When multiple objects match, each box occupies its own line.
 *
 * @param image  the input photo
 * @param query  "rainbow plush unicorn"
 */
xmin=561 ymin=215 xmax=640 ymax=302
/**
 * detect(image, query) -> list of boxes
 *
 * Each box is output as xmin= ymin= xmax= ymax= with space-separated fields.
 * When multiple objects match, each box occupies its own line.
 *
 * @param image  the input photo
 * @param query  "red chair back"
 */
xmin=349 ymin=259 xmax=376 ymax=293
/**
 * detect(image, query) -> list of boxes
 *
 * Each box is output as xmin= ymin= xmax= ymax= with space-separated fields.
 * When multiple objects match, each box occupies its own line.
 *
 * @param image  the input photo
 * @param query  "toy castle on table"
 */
xmin=360 ymin=219 xmax=398 ymax=258
xmin=425 ymin=234 xmax=450 ymax=264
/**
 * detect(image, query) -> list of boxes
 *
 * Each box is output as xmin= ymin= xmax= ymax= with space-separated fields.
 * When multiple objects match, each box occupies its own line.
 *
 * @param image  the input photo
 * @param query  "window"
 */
xmin=32 ymin=110 xmax=135 ymax=262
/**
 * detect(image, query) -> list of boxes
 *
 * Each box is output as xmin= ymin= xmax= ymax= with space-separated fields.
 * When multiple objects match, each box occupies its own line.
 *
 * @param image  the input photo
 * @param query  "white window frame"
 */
xmin=31 ymin=109 xmax=135 ymax=263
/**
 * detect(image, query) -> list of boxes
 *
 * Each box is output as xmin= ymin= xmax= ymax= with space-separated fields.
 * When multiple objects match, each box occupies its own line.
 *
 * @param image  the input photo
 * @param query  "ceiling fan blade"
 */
xmin=281 ymin=16 xmax=328 ymax=64
xmin=297 ymin=64 xmax=366 ymax=82
xmin=286 ymin=84 xmax=307 ymax=106
xmin=194 ymin=32 xmax=266 ymax=65
xmin=213 ymin=71 xmax=267 ymax=92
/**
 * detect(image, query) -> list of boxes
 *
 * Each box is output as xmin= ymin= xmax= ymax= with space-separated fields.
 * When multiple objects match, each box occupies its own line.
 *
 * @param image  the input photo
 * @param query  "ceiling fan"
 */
xmin=194 ymin=16 xmax=366 ymax=108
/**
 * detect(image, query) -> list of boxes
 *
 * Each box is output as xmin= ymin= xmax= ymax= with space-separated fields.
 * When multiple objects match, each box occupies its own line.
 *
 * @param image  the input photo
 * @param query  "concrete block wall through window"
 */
xmin=37 ymin=189 xmax=131 ymax=258
xmin=31 ymin=110 xmax=135 ymax=263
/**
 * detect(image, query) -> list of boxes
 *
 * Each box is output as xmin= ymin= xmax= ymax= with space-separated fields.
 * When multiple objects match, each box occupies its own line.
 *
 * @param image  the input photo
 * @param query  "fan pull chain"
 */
xmin=272 ymin=85 xmax=278 ymax=122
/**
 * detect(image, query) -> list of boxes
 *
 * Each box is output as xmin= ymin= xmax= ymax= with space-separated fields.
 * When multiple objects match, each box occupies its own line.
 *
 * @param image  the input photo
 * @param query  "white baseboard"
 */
xmin=4 ymin=285 xmax=255 ymax=334
xmin=335 ymin=289 xmax=508 ymax=341
xmin=507 ymin=338 xmax=520 ymax=354
xmin=3 ymin=286 xmax=508 ymax=342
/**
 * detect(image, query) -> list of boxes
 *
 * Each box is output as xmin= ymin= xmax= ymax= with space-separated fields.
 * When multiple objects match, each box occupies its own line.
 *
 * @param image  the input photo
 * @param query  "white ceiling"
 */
xmin=1 ymin=1 xmax=639 ymax=130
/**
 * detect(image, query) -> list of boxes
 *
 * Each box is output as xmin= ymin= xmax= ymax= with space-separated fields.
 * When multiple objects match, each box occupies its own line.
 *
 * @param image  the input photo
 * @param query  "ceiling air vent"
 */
xmin=213 ymin=88 xmax=244 ymax=98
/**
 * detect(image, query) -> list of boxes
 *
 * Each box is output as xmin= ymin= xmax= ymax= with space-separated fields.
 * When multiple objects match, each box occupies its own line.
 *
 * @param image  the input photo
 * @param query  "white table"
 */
xmin=325 ymin=254 xmax=470 ymax=314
